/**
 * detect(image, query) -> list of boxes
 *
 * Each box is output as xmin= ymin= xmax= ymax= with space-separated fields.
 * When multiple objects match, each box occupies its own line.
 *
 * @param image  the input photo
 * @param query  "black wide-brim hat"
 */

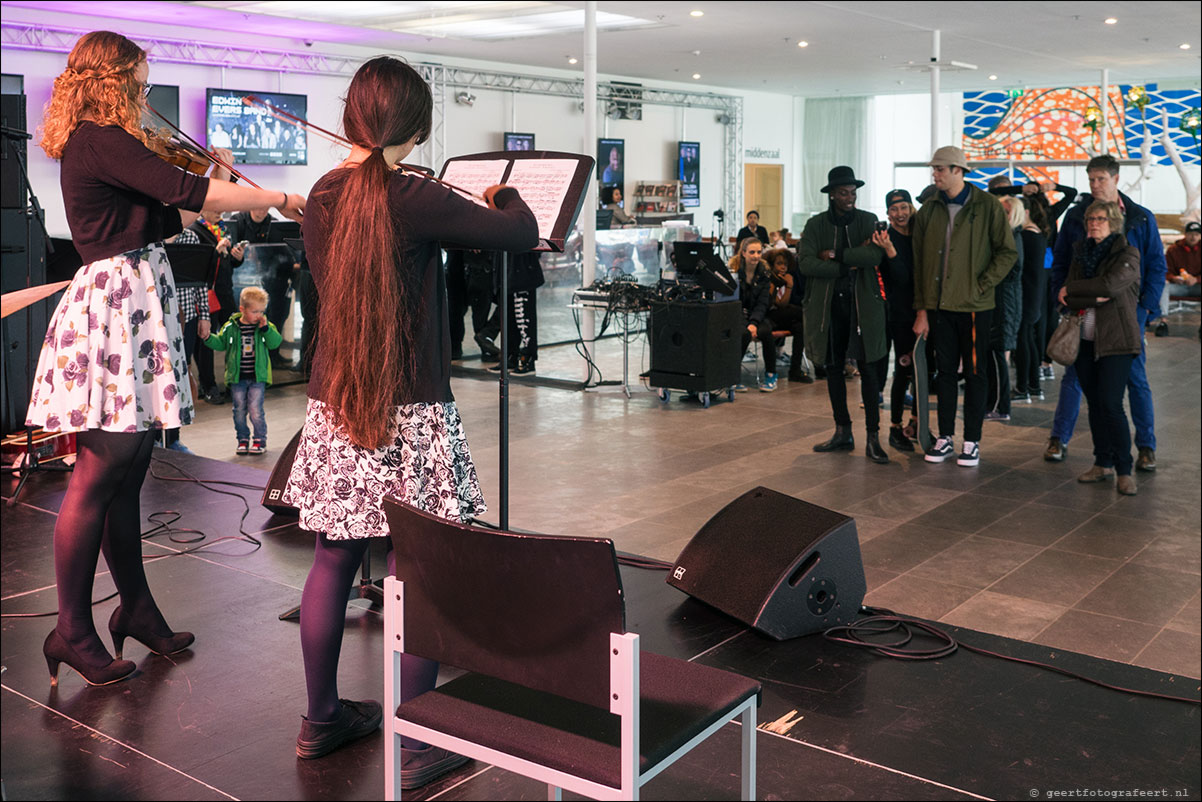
xmin=821 ymin=165 xmax=865 ymax=193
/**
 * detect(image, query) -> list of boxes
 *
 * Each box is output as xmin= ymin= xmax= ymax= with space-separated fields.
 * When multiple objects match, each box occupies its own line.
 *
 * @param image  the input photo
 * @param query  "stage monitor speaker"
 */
xmin=1 ymin=93 xmax=28 ymax=209
xmin=667 ymin=486 xmax=866 ymax=640
xmin=261 ymin=427 xmax=303 ymax=515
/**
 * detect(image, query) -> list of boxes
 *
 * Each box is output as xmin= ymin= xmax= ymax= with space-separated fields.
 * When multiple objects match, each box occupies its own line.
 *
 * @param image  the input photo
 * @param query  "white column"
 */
xmin=581 ymin=0 xmax=598 ymax=382
xmin=930 ymin=29 xmax=941 ymax=154
xmin=1100 ymin=68 xmax=1109 ymax=154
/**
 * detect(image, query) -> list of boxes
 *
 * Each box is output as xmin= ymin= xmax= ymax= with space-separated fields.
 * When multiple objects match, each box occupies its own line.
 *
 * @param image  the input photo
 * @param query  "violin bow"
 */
xmin=241 ymin=95 xmax=488 ymax=203
xmin=146 ymin=104 xmax=261 ymax=188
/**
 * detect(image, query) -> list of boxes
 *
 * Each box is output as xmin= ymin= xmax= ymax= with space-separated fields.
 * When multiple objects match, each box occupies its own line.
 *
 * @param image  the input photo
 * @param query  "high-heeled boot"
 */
xmin=43 ymin=630 xmax=136 ymax=687
xmin=108 ymin=605 xmax=195 ymax=659
xmin=813 ymin=425 xmax=854 ymax=452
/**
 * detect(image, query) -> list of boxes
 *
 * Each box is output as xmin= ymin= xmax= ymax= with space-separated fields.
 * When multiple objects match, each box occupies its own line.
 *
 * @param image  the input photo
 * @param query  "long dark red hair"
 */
xmin=319 ymin=57 xmax=432 ymax=449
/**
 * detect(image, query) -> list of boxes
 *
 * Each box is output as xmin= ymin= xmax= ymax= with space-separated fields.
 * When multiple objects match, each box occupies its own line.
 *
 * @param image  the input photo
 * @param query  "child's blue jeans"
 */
xmin=230 ymin=380 xmax=267 ymax=442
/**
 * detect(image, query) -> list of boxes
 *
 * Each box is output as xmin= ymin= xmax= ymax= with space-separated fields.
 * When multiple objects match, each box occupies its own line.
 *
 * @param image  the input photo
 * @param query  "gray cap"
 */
xmin=928 ymin=145 xmax=971 ymax=173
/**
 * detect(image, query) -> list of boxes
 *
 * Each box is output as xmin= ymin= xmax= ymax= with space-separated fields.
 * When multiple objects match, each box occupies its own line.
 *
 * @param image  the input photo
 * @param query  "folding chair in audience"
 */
xmin=382 ymin=498 xmax=762 ymax=801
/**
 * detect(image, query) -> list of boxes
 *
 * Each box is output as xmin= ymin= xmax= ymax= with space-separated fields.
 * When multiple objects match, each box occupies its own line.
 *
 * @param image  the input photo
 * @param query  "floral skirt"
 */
xmin=26 ymin=243 xmax=192 ymax=433
xmin=282 ymin=399 xmax=486 ymax=540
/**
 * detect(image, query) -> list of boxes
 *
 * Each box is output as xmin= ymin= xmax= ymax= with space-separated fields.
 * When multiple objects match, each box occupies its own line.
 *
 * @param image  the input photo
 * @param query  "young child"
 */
xmin=203 ymin=286 xmax=282 ymax=454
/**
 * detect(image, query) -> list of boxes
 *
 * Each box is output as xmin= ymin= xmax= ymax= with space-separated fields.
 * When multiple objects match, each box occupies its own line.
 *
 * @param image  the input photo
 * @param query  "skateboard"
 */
xmin=911 ymin=333 xmax=933 ymax=453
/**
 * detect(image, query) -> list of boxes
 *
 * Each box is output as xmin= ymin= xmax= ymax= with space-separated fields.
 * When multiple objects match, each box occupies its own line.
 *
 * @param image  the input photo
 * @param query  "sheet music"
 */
xmin=505 ymin=159 xmax=577 ymax=240
xmin=439 ymin=159 xmax=509 ymax=207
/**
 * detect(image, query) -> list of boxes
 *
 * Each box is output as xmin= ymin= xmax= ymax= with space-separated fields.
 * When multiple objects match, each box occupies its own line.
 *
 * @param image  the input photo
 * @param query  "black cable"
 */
xmin=1 ymin=456 xmax=267 ymax=619
xmin=617 ymin=554 xmax=673 ymax=570
xmin=826 ymin=605 xmax=1201 ymax=705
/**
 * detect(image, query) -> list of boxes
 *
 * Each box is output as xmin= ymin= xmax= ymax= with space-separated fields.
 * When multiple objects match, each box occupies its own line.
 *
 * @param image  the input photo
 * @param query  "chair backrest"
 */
xmin=383 ymin=498 xmax=626 ymax=710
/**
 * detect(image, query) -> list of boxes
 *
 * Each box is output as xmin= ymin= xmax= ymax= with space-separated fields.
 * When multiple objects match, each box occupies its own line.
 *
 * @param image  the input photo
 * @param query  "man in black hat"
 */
xmin=797 ymin=166 xmax=890 ymax=463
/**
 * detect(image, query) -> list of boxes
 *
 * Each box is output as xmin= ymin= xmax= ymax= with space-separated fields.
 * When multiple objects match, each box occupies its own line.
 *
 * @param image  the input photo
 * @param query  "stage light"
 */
xmin=455 ymin=91 xmax=476 ymax=106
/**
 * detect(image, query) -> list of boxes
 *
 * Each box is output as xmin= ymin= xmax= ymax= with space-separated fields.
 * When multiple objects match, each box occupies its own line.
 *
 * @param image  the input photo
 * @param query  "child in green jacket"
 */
xmin=203 ymin=286 xmax=282 ymax=454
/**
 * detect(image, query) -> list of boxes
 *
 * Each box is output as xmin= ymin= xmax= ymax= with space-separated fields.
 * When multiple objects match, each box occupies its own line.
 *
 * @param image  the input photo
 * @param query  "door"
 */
xmin=744 ymin=164 xmax=783 ymax=232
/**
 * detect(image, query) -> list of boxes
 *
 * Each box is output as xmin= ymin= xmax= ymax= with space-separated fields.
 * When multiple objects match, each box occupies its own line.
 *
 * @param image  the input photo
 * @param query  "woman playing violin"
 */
xmin=281 ymin=56 xmax=537 ymax=779
xmin=29 ymin=30 xmax=304 ymax=688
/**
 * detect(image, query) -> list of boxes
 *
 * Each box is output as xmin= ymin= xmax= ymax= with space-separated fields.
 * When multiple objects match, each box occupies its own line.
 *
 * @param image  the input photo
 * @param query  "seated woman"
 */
xmin=600 ymin=185 xmax=637 ymax=228
xmin=1059 ymin=200 xmax=1142 ymax=495
xmin=763 ymin=248 xmax=811 ymax=383
xmin=729 ymin=236 xmax=777 ymax=391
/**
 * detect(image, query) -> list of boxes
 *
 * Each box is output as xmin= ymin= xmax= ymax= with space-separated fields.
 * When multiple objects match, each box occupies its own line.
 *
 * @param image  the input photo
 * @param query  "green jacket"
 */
xmin=203 ymin=313 xmax=283 ymax=385
xmin=797 ymin=209 xmax=888 ymax=363
xmin=912 ymin=184 xmax=1017 ymax=312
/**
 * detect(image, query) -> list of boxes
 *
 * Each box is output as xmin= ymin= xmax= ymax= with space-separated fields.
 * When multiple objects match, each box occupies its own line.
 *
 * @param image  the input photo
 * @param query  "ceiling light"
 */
xmin=1104 ymin=17 xmax=1117 ymax=24
xmin=692 ymin=73 xmax=701 ymax=80
xmin=797 ymin=40 xmax=809 ymax=48
xmin=989 ymin=74 xmax=998 ymax=81
xmin=690 ymin=10 xmax=704 ymax=17
xmin=1180 ymin=43 xmax=1192 ymax=50
xmin=568 ymin=56 xmax=578 ymax=64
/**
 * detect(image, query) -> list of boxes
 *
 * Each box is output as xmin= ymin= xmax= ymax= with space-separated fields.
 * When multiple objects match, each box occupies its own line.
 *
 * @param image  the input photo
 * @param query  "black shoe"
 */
xmin=787 ymin=370 xmax=814 ymax=384
xmin=888 ymin=425 xmax=915 ymax=452
xmin=401 ymin=746 xmax=471 ymax=790
xmin=511 ymin=356 xmax=535 ymax=375
xmin=1044 ymin=438 xmax=1066 ymax=462
xmin=865 ymin=432 xmax=890 ymax=464
xmin=813 ymin=426 xmax=854 ymax=452
xmin=474 ymin=332 xmax=500 ymax=358
xmin=43 ymin=630 xmax=136 ymax=687
xmin=1010 ymin=390 xmax=1031 ymax=403
xmin=202 ymin=387 xmax=226 ymax=405
xmin=814 ymin=365 xmax=828 ymax=380
xmin=296 ymin=699 xmax=383 ymax=759
xmin=1136 ymin=447 xmax=1157 ymax=472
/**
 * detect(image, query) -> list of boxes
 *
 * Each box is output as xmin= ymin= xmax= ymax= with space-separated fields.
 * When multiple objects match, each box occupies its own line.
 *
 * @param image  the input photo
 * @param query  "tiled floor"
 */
xmin=174 ymin=310 xmax=1201 ymax=680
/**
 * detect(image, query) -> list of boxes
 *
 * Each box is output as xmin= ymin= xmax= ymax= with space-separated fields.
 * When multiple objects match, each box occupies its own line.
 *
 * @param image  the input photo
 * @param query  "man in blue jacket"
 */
xmin=1044 ymin=155 xmax=1166 ymax=471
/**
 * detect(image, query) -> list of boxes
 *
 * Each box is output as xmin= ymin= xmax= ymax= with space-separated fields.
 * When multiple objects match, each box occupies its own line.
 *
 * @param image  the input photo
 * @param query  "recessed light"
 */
xmin=1180 ymin=43 xmax=1192 ymax=50
xmin=690 ymin=10 xmax=704 ymax=17
xmin=1104 ymin=17 xmax=1117 ymax=24
xmin=568 ymin=56 xmax=578 ymax=64
xmin=989 ymin=74 xmax=998 ymax=81
xmin=797 ymin=40 xmax=809 ymax=48
xmin=692 ymin=73 xmax=701 ymax=80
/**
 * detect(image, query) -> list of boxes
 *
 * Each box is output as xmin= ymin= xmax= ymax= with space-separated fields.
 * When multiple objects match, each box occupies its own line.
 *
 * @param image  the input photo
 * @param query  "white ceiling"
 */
xmin=6 ymin=1 xmax=1201 ymax=96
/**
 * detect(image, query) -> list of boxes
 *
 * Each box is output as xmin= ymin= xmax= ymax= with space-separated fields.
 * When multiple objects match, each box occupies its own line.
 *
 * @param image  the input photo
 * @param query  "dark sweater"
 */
xmin=60 ymin=122 xmax=210 ymax=264
xmin=302 ymin=170 xmax=538 ymax=405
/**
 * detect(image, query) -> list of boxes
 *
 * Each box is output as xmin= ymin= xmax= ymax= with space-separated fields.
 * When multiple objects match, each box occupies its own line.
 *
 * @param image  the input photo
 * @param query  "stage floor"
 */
xmin=2 ymin=449 xmax=1199 ymax=801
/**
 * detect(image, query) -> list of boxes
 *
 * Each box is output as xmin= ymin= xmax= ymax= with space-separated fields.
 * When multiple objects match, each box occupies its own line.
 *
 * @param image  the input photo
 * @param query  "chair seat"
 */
xmin=399 ymin=651 xmax=761 ymax=789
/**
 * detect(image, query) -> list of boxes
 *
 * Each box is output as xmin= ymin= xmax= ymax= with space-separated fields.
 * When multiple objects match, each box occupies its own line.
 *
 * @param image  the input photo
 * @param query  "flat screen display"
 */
xmin=678 ymin=141 xmax=700 ymax=208
xmin=597 ymin=138 xmax=624 ymax=186
xmin=205 ymin=88 xmax=307 ymax=165
xmin=145 ymin=84 xmax=179 ymax=130
xmin=504 ymin=132 xmax=535 ymax=151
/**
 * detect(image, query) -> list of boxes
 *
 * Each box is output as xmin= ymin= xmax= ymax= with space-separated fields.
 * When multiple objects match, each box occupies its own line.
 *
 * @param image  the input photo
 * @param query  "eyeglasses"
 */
xmin=137 ymin=82 xmax=153 ymax=99
xmin=1085 ymin=215 xmax=1110 ymax=224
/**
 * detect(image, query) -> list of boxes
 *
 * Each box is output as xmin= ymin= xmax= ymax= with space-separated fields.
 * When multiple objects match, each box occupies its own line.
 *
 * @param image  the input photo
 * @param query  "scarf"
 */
xmin=1079 ymin=233 xmax=1119 ymax=279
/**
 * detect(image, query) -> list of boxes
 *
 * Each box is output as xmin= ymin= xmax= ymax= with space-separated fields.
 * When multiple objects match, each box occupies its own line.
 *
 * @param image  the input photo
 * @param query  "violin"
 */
xmin=145 ymin=104 xmax=261 ymax=188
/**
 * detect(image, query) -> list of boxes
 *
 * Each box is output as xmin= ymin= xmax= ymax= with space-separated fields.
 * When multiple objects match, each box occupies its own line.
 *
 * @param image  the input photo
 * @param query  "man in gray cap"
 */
xmin=912 ymin=146 xmax=1017 ymax=467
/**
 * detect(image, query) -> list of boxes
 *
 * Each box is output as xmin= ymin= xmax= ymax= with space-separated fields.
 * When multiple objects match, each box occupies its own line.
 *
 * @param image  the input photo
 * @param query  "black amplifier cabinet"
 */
xmin=647 ymin=300 xmax=741 ymax=393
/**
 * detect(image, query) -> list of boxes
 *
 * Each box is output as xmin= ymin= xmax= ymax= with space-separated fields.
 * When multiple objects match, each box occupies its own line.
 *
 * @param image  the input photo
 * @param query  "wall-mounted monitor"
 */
xmin=1 ymin=73 xmax=24 ymax=94
xmin=145 ymin=84 xmax=179 ymax=130
xmin=678 ymin=141 xmax=700 ymax=208
xmin=597 ymin=137 xmax=623 ymax=186
xmin=205 ymin=88 xmax=307 ymax=165
xmin=504 ymin=132 xmax=535 ymax=151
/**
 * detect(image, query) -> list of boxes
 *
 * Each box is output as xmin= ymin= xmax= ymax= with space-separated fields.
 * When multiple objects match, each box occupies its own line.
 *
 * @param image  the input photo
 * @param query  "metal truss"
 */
xmin=4 ymin=21 xmax=742 ymax=210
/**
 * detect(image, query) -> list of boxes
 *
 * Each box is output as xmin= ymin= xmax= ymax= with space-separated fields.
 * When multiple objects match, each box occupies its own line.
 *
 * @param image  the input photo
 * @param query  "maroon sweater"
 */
xmin=302 ymin=169 xmax=538 ymax=405
xmin=60 ymin=122 xmax=210 ymax=264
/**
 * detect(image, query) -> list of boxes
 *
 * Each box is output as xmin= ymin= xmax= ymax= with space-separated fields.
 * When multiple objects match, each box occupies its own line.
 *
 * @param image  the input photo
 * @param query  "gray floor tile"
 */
xmin=864 ymin=574 xmax=979 ymax=621
xmin=859 ymin=523 xmax=967 ymax=574
xmin=986 ymin=548 xmax=1123 ymax=607
xmin=1032 ymin=609 xmax=1162 ymax=664
xmin=909 ymin=536 xmax=1044 ymax=590
xmin=1074 ymin=563 xmax=1202 ymax=627
xmin=941 ymin=591 xmax=1067 ymax=641
xmin=976 ymin=502 xmax=1097 ymax=547
xmin=1132 ymin=629 xmax=1202 ymax=679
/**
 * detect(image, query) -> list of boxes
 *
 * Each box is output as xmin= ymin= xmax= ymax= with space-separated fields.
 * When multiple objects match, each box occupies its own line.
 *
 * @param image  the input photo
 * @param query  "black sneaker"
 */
xmin=1010 ymin=390 xmax=1031 ymax=403
xmin=401 ymin=746 xmax=471 ymax=790
xmin=957 ymin=440 xmax=980 ymax=467
xmin=925 ymin=436 xmax=955 ymax=463
xmin=296 ymin=699 xmax=383 ymax=759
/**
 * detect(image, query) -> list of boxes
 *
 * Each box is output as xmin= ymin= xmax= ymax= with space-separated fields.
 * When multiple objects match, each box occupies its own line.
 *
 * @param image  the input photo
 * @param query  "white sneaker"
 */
xmin=957 ymin=440 xmax=980 ymax=467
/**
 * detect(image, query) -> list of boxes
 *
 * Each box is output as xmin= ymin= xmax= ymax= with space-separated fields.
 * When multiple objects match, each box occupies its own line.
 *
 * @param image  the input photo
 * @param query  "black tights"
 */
xmin=54 ymin=429 xmax=165 ymax=668
xmin=300 ymin=533 xmax=437 ymax=748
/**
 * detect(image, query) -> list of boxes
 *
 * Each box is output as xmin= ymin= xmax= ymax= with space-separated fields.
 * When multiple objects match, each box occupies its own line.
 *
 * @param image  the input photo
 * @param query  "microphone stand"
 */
xmin=3 ymin=124 xmax=70 ymax=506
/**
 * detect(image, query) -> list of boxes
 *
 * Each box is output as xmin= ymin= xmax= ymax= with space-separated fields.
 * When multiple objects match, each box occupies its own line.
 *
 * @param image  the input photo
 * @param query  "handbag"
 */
xmin=1046 ymin=312 xmax=1082 ymax=366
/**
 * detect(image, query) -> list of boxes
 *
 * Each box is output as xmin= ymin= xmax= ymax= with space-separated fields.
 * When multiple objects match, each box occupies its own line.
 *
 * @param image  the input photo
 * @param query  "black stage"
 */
xmin=2 ymin=451 xmax=1199 ymax=801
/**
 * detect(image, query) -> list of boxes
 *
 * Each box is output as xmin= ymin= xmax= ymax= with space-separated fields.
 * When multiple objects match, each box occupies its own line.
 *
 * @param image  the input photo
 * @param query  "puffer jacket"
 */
xmin=912 ymin=184 xmax=1018 ymax=312
xmin=1064 ymin=235 xmax=1141 ymax=358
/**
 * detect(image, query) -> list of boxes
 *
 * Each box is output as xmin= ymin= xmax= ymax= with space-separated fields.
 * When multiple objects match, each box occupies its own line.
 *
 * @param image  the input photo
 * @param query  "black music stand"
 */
xmin=439 ymin=150 xmax=594 ymax=530
xmin=3 ymin=123 xmax=71 ymax=505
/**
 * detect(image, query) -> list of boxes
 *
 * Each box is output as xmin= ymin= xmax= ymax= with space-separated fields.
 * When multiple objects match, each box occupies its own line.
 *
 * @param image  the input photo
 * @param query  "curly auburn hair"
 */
xmin=40 ymin=31 xmax=148 ymax=160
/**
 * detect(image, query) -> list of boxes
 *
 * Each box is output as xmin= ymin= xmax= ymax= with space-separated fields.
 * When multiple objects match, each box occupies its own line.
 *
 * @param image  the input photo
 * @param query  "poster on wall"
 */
xmin=597 ymin=138 xmax=624 ymax=187
xmin=205 ymin=88 xmax=308 ymax=166
xmin=678 ymin=141 xmax=700 ymax=208
xmin=504 ymin=132 xmax=535 ymax=151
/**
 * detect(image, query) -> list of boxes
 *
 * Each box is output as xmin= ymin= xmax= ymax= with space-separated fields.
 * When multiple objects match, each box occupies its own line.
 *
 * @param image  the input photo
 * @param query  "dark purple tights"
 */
xmin=54 ymin=429 xmax=169 ymax=668
xmin=300 ymin=533 xmax=437 ymax=747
